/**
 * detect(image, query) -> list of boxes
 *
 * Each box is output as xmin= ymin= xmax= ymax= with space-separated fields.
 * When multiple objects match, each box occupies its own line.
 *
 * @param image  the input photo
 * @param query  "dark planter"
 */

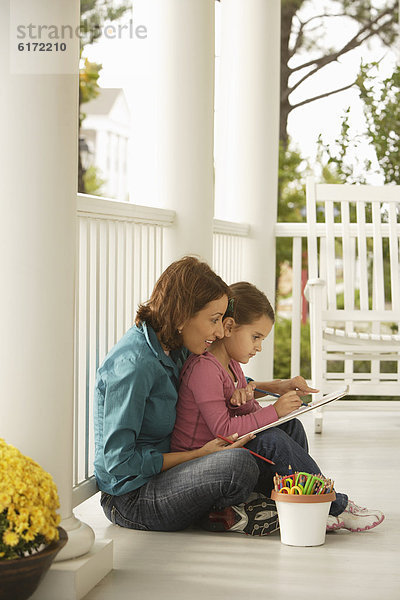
xmin=0 ymin=527 xmax=68 ymax=600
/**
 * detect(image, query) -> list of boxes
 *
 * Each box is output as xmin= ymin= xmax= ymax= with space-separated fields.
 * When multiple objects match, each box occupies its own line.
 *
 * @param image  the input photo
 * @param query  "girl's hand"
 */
xmin=199 ymin=433 xmax=256 ymax=456
xmin=274 ymin=376 xmax=319 ymax=398
xmin=273 ymin=390 xmax=302 ymax=418
xmin=229 ymin=382 xmax=256 ymax=406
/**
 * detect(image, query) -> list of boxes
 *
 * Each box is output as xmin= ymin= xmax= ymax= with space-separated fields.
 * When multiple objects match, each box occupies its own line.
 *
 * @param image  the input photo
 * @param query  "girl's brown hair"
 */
xmin=225 ymin=282 xmax=275 ymax=325
xmin=135 ymin=256 xmax=229 ymax=349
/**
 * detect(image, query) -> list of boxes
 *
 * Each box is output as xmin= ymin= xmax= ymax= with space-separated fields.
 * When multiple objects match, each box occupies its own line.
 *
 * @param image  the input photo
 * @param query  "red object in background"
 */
xmin=301 ymin=269 xmax=308 ymax=324
xmin=301 ymin=251 xmax=308 ymax=324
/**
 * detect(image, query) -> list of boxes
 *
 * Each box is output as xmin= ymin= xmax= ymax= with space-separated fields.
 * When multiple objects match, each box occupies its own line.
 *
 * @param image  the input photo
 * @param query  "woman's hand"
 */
xmin=273 ymin=390 xmax=303 ymax=418
xmin=229 ymin=382 xmax=256 ymax=406
xmin=199 ymin=432 xmax=256 ymax=456
xmin=273 ymin=376 xmax=319 ymax=398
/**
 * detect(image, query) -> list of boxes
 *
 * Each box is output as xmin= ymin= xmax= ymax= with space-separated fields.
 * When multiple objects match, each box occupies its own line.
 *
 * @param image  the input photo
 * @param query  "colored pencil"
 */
xmin=217 ymin=434 xmax=275 ymax=465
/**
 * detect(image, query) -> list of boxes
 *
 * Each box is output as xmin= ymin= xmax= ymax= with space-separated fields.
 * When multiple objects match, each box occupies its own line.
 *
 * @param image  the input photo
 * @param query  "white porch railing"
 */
xmin=73 ymin=195 xmax=175 ymax=506
xmin=274 ymin=222 xmax=309 ymax=379
xmin=213 ymin=219 xmax=249 ymax=284
xmin=72 ymin=195 xmax=251 ymax=506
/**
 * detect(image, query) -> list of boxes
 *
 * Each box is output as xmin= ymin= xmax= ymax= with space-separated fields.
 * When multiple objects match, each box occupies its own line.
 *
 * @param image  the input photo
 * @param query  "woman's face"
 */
xmin=180 ymin=295 xmax=228 ymax=355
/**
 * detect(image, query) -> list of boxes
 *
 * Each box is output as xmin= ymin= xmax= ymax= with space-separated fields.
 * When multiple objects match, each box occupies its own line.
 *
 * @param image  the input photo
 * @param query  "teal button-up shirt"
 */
xmin=94 ymin=322 xmax=188 ymax=495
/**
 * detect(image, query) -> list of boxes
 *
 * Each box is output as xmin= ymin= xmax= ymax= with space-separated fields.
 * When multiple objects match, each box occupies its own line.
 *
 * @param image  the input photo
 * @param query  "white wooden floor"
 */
xmin=76 ymin=401 xmax=400 ymax=600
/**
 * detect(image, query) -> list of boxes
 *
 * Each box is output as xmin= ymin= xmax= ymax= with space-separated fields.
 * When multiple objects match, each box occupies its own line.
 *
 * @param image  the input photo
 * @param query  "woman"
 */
xmin=94 ymin=256 xmax=279 ymax=536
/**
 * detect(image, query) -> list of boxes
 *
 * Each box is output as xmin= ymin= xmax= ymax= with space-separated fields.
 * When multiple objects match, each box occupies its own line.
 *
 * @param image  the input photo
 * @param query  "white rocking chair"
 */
xmin=305 ymin=177 xmax=400 ymax=433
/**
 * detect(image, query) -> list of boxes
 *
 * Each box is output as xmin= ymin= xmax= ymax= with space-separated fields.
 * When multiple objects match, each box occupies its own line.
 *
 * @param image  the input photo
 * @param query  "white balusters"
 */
xmin=73 ymin=195 xmax=174 ymax=504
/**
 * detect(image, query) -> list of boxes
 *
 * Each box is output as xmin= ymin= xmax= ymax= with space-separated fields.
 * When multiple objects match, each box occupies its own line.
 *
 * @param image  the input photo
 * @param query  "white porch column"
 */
xmin=0 ymin=2 xmax=112 ymax=598
xmin=131 ymin=0 xmax=215 ymax=265
xmin=215 ymin=0 xmax=281 ymax=379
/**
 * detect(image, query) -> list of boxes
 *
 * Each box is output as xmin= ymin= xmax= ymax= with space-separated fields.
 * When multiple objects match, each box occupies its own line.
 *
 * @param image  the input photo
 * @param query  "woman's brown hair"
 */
xmin=135 ymin=256 xmax=229 ymax=349
xmin=225 ymin=282 xmax=275 ymax=325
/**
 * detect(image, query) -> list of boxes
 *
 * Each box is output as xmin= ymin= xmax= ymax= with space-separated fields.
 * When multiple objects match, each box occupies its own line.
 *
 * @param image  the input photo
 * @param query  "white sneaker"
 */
xmin=328 ymin=500 xmax=384 ymax=533
xmin=326 ymin=514 xmax=344 ymax=531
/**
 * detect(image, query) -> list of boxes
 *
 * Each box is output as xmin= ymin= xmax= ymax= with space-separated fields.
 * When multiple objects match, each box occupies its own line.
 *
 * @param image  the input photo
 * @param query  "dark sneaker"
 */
xmin=201 ymin=497 xmax=279 ymax=536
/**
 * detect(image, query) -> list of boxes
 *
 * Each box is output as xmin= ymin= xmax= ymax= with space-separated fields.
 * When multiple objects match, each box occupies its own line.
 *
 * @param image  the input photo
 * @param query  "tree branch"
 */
xmin=290 ymin=81 xmax=357 ymax=111
xmin=289 ymin=13 xmax=349 ymax=59
xmin=290 ymin=7 xmax=394 ymax=74
xmin=299 ymin=12 xmax=349 ymax=28
xmin=283 ymin=11 xmax=395 ymax=102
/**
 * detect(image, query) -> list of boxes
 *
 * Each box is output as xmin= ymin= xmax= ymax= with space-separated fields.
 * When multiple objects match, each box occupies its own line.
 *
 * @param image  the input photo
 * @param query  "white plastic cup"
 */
xmin=271 ymin=490 xmax=336 ymax=547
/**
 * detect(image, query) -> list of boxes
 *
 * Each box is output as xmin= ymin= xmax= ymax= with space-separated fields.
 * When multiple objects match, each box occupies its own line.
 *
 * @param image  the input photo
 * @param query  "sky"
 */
xmin=82 ymin=1 xmax=398 ymax=185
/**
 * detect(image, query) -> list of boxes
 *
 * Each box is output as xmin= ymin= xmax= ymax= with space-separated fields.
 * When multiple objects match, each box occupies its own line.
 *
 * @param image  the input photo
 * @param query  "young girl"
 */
xmin=171 ymin=281 xmax=384 ymax=533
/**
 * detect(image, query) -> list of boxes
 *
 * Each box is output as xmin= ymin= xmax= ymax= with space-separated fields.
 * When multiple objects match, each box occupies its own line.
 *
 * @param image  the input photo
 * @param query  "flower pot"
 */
xmin=0 ymin=527 xmax=68 ymax=600
xmin=271 ymin=490 xmax=336 ymax=546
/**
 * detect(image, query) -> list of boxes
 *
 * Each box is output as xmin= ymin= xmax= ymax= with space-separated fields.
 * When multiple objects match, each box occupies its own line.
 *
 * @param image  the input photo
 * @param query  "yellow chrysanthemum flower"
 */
xmin=0 ymin=439 xmax=61 ymax=560
xmin=22 ymin=530 xmax=36 ymax=542
xmin=3 ymin=530 xmax=19 ymax=547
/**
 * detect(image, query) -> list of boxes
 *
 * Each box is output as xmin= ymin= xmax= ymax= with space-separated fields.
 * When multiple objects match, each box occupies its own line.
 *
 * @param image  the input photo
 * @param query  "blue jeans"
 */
xmin=246 ymin=419 xmax=348 ymax=516
xmin=101 ymin=448 xmax=259 ymax=531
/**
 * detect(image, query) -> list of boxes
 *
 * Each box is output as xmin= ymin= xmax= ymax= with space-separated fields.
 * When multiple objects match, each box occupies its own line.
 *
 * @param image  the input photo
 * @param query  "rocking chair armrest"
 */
xmin=304 ymin=278 xmax=326 ymax=302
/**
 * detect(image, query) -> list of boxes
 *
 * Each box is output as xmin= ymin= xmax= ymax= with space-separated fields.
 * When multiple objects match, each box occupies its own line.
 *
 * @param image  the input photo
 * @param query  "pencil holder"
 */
xmin=271 ymin=490 xmax=336 ymax=547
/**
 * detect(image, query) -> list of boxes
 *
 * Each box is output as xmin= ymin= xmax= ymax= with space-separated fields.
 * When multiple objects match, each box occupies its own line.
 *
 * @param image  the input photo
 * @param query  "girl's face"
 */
xmin=224 ymin=314 xmax=273 ymax=364
xmin=180 ymin=295 xmax=228 ymax=355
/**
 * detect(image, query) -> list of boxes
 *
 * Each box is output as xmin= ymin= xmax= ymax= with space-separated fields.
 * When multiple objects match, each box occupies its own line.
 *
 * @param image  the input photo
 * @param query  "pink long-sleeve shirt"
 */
xmin=170 ymin=352 xmax=279 ymax=451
